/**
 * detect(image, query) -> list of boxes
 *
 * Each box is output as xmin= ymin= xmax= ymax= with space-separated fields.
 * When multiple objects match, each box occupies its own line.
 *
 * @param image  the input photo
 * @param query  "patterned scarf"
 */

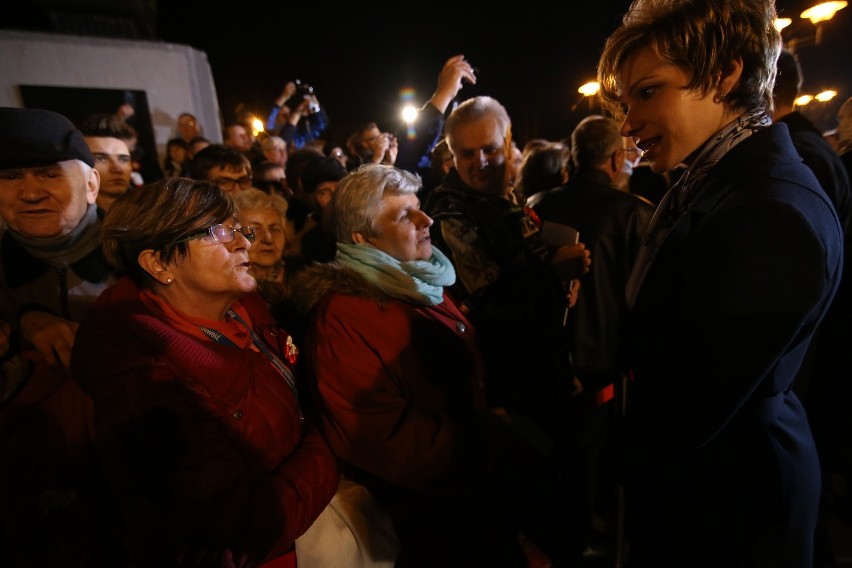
xmin=626 ymin=111 xmax=771 ymax=306
xmin=335 ymin=242 xmax=456 ymax=306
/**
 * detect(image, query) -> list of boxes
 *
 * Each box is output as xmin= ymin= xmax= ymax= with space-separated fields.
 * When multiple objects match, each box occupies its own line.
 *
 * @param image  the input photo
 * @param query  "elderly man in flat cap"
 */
xmin=0 ymin=107 xmax=120 ymax=565
xmin=0 ymin=107 xmax=116 ymax=370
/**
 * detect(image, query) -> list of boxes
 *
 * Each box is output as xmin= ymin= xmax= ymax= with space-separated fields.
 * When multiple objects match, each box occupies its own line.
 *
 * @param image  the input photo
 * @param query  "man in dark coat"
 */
xmin=424 ymin=95 xmax=592 ymax=566
xmin=0 ymin=107 xmax=120 ymax=566
xmin=528 ymin=115 xmax=654 ymax=553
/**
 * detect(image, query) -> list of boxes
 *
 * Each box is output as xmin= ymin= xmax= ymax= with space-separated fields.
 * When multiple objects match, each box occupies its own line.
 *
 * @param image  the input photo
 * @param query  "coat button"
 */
xmin=233 ymin=410 xmax=243 ymax=419
xmin=456 ymin=321 xmax=466 ymax=333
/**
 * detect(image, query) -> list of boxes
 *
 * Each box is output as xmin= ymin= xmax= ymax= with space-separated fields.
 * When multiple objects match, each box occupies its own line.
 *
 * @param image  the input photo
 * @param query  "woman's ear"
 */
xmin=352 ymin=232 xmax=366 ymax=244
xmin=718 ymin=57 xmax=744 ymax=99
xmin=138 ymin=249 xmax=174 ymax=285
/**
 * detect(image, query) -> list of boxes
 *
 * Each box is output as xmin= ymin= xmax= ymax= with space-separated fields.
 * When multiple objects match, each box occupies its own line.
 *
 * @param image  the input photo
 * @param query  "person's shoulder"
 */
xmin=526 ymin=185 xmax=567 ymax=210
xmin=610 ymin=186 xmax=656 ymax=209
xmin=422 ymin=182 xmax=456 ymax=214
xmin=630 ymin=192 xmax=656 ymax=208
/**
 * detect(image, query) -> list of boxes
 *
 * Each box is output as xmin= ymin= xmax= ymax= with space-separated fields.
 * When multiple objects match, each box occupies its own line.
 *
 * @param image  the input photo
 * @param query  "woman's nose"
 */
xmin=416 ymin=210 xmax=433 ymax=228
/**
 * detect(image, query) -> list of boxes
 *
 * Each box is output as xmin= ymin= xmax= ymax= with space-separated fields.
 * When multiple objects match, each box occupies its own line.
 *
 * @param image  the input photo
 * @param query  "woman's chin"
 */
xmin=416 ymin=243 xmax=433 ymax=261
xmin=238 ymin=274 xmax=258 ymax=293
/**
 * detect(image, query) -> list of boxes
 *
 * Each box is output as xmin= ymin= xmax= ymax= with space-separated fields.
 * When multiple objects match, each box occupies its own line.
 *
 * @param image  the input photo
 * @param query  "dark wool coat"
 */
xmin=0 ymin=353 xmax=122 ymax=567
xmin=623 ymin=123 xmax=843 ymax=567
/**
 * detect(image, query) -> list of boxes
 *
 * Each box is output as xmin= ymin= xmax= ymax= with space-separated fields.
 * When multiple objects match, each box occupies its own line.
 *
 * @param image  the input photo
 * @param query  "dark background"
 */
xmin=6 ymin=0 xmax=852 ymax=148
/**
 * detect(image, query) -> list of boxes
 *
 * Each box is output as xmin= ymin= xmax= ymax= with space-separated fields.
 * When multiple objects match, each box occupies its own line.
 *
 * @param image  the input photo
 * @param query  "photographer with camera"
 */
xmin=346 ymin=54 xmax=477 ymax=175
xmin=266 ymin=79 xmax=329 ymax=151
xmin=347 ymin=122 xmax=399 ymax=171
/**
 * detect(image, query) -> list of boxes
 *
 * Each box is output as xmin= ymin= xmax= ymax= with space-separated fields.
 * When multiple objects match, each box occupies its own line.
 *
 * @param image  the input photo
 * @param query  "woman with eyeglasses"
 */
xmin=70 ymin=177 xmax=339 ymax=567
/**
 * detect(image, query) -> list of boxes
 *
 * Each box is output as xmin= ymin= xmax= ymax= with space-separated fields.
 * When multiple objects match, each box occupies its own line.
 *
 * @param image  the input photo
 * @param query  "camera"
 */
xmin=287 ymin=79 xmax=320 ymax=114
xmin=294 ymin=79 xmax=314 ymax=98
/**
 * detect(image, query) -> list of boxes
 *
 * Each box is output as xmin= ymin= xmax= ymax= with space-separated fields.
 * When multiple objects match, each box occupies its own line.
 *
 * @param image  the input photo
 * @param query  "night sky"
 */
xmin=157 ymin=0 xmax=852 ymax=147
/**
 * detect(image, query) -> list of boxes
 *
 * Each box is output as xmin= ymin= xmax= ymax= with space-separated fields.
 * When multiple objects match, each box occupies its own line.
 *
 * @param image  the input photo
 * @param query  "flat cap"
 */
xmin=0 ymin=107 xmax=95 ymax=169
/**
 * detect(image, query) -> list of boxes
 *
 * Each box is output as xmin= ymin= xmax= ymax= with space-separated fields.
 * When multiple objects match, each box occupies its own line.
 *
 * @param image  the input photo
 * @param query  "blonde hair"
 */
xmin=231 ymin=187 xmax=288 ymax=221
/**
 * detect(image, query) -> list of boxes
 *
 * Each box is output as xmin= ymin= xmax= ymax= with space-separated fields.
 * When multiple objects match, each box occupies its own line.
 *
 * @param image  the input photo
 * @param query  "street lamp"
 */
xmin=775 ymin=18 xmax=793 ymax=31
xmin=779 ymin=1 xmax=847 ymax=50
xmin=572 ymin=81 xmax=600 ymax=111
xmin=251 ymin=116 xmax=264 ymax=138
xmin=801 ymin=1 xmax=847 ymax=24
xmin=803 ymin=1 xmax=847 ymax=44
xmin=795 ymin=89 xmax=839 ymax=107
xmin=399 ymin=87 xmax=417 ymax=139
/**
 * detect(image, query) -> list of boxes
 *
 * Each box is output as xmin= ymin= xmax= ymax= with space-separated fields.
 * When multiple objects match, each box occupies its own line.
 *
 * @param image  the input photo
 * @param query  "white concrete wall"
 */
xmin=0 ymin=29 xmax=221 ymax=163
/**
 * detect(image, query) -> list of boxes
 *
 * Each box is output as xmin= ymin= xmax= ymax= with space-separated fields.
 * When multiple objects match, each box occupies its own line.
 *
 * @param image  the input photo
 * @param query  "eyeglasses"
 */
xmin=177 ymin=223 xmax=256 ymax=244
xmin=212 ymin=177 xmax=252 ymax=192
xmin=625 ymin=148 xmax=642 ymax=158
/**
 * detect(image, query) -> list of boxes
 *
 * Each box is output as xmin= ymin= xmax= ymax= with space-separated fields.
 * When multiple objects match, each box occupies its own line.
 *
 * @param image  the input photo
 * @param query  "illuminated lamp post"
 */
xmin=794 ymin=89 xmax=838 ymax=108
xmin=777 ymin=1 xmax=847 ymax=52
xmin=572 ymin=81 xmax=600 ymax=111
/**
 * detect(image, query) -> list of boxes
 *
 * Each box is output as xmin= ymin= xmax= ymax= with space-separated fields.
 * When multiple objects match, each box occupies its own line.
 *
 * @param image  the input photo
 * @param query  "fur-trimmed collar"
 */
xmin=289 ymin=261 xmax=392 ymax=316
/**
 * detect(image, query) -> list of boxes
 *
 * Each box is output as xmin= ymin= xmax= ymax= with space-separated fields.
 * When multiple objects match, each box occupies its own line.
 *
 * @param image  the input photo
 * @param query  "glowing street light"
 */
xmin=783 ymin=1 xmax=849 ymax=47
xmin=401 ymin=104 xmax=418 ymax=125
xmin=801 ymin=1 xmax=847 ymax=24
xmin=775 ymin=17 xmax=793 ymax=31
xmin=572 ymin=81 xmax=600 ymax=111
xmin=251 ymin=117 xmax=264 ymax=138
xmin=815 ymin=89 xmax=838 ymax=102
xmin=399 ymin=87 xmax=417 ymax=139
xmin=578 ymin=82 xmax=600 ymax=97
xmin=795 ymin=90 xmax=838 ymax=107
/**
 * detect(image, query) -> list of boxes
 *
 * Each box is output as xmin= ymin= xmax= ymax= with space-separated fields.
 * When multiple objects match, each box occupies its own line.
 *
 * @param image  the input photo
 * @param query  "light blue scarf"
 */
xmin=335 ymin=242 xmax=456 ymax=306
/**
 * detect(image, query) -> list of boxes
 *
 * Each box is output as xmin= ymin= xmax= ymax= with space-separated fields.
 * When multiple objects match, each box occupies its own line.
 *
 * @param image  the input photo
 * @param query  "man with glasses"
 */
xmin=527 ymin=115 xmax=654 ymax=557
xmin=424 ymin=96 xmax=593 ymax=566
xmin=189 ymin=143 xmax=253 ymax=194
xmin=615 ymin=137 xmax=644 ymax=192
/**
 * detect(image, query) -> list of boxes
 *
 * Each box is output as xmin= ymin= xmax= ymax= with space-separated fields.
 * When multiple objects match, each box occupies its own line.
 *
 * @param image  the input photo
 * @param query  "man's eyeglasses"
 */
xmin=624 ymin=147 xmax=643 ymax=163
xmin=177 ymin=223 xmax=256 ymax=244
xmin=212 ymin=177 xmax=252 ymax=192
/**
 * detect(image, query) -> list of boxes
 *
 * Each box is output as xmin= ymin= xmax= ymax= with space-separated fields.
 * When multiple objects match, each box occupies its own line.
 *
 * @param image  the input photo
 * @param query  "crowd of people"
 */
xmin=1 ymin=1 xmax=852 ymax=567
